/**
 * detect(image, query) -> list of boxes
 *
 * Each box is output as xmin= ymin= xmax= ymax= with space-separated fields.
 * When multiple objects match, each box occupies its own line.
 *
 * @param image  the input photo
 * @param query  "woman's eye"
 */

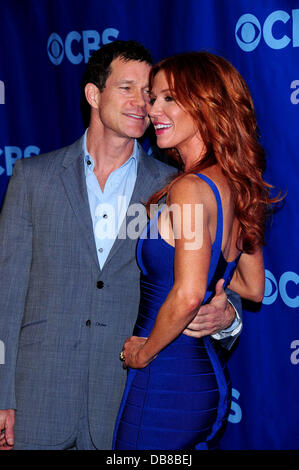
xmin=165 ymin=95 xmax=173 ymax=102
xmin=149 ymin=97 xmax=156 ymax=105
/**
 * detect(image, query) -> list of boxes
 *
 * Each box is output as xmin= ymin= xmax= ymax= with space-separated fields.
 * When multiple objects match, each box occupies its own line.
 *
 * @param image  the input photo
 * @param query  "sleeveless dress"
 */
xmin=113 ymin=174 xmax=240 ymax=450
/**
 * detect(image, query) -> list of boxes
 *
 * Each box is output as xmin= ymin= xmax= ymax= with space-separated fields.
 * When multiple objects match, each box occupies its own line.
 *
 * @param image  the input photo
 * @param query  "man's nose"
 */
xmin=132 ymin=90 xmax=147 ymax=107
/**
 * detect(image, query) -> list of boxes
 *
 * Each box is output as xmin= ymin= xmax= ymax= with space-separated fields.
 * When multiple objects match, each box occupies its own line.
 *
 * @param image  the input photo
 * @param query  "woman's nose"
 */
xmin=148 ymin=99 xmax=162 ymax=118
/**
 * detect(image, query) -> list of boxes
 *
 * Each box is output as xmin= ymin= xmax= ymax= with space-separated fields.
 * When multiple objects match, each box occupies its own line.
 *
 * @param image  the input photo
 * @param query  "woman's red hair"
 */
xmin=146 ymin=51 xmax=280 ymax=254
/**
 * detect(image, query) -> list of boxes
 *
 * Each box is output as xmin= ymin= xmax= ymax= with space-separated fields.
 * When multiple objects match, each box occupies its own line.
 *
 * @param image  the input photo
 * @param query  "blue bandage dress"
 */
xmin=113 ymin=174 xmax=240 ymax=450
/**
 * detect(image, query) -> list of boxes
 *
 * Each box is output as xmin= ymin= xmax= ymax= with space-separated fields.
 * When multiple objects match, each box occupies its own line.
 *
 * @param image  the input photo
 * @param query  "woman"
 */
xmin=113 ymin=52 xmax=277 ymax=450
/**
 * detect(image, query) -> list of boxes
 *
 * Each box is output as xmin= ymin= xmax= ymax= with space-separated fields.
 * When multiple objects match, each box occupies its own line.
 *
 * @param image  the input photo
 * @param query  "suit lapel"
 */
xmin=60 ymin=138 xmax=101 ymax=272
xmin=59 ymin=139 xmax=166 ymax=273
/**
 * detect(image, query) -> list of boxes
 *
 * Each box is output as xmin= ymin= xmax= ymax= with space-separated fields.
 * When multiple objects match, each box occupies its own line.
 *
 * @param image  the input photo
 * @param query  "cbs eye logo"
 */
xmin=47 ymin=33 xmax=64 ymax=65
xmin=47 ymin=28 xmax=120 ymax=65
xmin=263 ymin=269 xmax=299 ymax=308
xmin=235 ymin=14 xmax=261 ymax=52
xmin=235 ymin=10 xmax=299 ymax=51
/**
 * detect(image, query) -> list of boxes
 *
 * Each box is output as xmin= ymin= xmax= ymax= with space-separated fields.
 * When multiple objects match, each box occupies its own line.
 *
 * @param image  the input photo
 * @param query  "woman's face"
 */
xmin=148 ymin=70 xmax=204 ymax=166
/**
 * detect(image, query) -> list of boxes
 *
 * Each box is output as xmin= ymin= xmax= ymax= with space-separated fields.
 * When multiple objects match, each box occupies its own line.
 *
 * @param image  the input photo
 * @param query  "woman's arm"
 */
xmin=228 ymin=248 xmax=265 ymax=302
xmin=123 ymin=175 xmax=214 ymax=369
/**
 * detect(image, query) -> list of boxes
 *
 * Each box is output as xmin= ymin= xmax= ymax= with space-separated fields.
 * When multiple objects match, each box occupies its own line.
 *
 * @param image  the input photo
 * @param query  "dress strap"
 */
xmin=196 ymin=173 xmax=224 ymax=287
xmin=196 ymin=173 xmax=223 ymax=250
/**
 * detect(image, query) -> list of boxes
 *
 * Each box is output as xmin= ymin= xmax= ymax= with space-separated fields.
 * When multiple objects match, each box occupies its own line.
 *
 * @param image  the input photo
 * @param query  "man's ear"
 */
xmin=85 ymin=83 xmax=100 ymax=109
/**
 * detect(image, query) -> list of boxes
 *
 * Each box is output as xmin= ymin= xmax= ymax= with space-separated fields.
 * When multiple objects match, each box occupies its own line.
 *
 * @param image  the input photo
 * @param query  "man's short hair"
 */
xmin=80 ymin=40 xmax=153 ymax=127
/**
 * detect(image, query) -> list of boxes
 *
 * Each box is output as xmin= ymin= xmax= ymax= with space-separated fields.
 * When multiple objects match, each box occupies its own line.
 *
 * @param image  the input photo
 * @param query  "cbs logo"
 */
xmin=47 ymin=28 xmax=119 ymax=65
xmin=263 ymin=269 xmax=299 ymax=308
xmin=0 ymin=146 xmax=40 ymax=176
xmin=228 ymin=388 xmax=242 ymax=424
xmin=235 ymin=9 xmax=299 ymax=51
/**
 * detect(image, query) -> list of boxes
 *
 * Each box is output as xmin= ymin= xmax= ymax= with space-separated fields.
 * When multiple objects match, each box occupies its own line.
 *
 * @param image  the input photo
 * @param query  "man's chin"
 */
xmin=126 ymin=127 xmax=148 ymax=139
xmin=127 ymin=119 xmax=150 ymax=138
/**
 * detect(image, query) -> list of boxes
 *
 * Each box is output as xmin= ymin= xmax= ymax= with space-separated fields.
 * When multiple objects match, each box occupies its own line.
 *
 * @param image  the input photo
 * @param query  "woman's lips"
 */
xmin=152 ymin=122 xmax=173 ymax=134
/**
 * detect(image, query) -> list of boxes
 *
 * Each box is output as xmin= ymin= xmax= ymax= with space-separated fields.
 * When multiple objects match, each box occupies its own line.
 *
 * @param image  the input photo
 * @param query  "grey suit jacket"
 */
xmin=0 ymin=136 xmax=175 ymax=448
xmin=0 ymin=136 xmax=241 ymax=449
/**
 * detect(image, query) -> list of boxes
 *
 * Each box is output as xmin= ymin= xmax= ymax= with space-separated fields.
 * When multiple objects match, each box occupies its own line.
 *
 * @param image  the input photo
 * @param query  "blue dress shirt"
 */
xmin=83 ymin=129 xmax=139 ymax=269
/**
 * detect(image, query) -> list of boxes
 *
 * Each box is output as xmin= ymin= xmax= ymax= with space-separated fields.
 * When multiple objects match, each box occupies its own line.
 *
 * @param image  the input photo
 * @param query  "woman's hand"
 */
xmin=122 ymin=336 xmax=152 ymax=369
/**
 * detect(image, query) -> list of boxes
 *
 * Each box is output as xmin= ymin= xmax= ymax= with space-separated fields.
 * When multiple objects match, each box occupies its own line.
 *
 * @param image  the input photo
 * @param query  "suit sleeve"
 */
xmin=0 ymin=159 xmax=33 ymax=409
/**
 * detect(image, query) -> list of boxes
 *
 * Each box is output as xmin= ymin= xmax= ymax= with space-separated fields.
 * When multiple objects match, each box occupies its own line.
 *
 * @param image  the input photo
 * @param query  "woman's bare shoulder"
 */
xmin=169 ymin=172 xmax=219 ymax=208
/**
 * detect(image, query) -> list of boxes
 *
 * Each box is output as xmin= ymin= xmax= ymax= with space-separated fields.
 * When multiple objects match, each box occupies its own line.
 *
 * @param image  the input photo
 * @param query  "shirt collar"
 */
xmin=83 ymin=128 xmax=140 ymax=174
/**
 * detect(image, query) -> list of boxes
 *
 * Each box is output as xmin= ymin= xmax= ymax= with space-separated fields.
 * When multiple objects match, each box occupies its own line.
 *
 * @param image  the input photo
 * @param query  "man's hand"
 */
xmin=0 ymin=409 xmax=15 ymax=450
xmin=183 ymin=279 xmax=235 ymax=338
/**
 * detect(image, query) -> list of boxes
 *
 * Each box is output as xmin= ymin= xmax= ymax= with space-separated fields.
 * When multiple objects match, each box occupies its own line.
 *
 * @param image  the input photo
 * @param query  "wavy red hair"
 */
xmin=146 ymin=51 xmax=280 ymax=254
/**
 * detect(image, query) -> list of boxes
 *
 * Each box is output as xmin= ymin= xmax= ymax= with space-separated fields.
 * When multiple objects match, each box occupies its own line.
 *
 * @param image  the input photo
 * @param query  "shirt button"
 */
xmin=96 ymin=280 xmax=104 ymax=289
xmin=86 ymin=319 xmax=91 ymax=326
xmin=98 ymin=248 xmax=103 ymax=253
xmin=87 ymin=160 xmax=91 ymax=165
xmin=103 ymin=214 xmax=108 ymax=219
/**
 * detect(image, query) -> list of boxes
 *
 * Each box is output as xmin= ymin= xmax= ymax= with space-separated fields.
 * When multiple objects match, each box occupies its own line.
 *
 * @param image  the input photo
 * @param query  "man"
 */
xmin=0 ymin=40 xmax=241 ymax=450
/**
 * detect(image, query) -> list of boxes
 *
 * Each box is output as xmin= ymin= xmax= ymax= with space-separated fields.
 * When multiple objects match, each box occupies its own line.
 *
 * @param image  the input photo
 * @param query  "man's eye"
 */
xmin=120 ymin=86 xmax=130 ymax=90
